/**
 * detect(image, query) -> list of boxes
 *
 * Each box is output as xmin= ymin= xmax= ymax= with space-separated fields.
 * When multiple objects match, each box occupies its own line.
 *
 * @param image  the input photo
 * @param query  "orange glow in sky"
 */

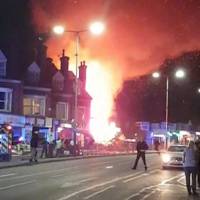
xmin=31 ymin=0 xmax=200 ymax=143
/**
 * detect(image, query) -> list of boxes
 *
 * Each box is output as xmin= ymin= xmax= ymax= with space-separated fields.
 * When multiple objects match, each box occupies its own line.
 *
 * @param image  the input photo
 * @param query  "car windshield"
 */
xmin=168 ymin=146 xmax=186 ymax=152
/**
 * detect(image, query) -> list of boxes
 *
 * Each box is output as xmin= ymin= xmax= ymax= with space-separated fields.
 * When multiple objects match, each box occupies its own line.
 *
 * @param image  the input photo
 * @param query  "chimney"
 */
xmin=79 ymin=60 xmax=87 ymax=90
xmin=36 ymin=43 xmax=47 ymax=71
xmin=60 ymin=49 xmax=69 ymax=77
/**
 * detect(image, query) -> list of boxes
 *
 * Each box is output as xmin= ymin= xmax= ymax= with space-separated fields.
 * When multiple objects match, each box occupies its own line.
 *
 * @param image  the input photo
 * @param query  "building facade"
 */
xmin=0 ymin=48 xmax=92 ymax=147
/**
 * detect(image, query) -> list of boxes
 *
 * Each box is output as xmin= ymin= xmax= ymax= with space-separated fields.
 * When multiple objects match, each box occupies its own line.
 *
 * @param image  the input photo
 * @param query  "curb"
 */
xmin=0 ymin=151 xmax=159 ymax=169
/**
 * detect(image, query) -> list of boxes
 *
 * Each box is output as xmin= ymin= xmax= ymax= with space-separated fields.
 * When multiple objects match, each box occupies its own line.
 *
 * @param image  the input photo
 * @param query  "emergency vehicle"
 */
xmin=0 ymin=124 xmax=12 ymax=161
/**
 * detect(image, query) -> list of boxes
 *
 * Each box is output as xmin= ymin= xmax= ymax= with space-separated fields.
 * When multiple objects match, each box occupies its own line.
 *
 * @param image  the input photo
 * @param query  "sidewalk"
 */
xmin=0 ymin=150 xmax=158 ymax=169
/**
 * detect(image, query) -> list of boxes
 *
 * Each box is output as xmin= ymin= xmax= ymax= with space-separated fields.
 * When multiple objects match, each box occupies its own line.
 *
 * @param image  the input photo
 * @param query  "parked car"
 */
xmin=162 ymin=144 xmax=186 ymax=169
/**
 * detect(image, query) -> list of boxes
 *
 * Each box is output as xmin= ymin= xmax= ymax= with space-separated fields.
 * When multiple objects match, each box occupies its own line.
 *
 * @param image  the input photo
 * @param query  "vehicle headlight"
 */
xmin=162 ymin=154 xmax=171 ymax=163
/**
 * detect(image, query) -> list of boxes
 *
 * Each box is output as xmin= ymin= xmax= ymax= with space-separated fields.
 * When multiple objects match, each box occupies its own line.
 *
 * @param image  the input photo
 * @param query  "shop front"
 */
xmin=151 ymin=129 xmax=166 ymax=150
xmin=25 ymin=117 xmax=53 ymax=141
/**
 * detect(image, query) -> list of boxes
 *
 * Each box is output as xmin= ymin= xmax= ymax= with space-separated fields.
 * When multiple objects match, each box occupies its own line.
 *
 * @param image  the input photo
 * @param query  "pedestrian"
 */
xmin=55 ymin=138 xmax=63 ymax=157
xmin=195 ymin=140 xmax=200 ymax=188
xmin=154 ymin=140 xmax=160 ymax=155
xmin=29 ymin=131 xmax=39 ymax=163
xmin=132 ymin=137 xmax=149 ymax=171
xmin=183 ymin=141 xmax=198 ymax=195
xmin=40 ymin=137 xmax=48 ymax=158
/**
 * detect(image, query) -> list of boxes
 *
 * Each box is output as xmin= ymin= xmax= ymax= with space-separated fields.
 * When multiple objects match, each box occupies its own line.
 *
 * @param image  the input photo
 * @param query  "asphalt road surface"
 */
xmin=0 ymin=154 xmax=199 ymax=200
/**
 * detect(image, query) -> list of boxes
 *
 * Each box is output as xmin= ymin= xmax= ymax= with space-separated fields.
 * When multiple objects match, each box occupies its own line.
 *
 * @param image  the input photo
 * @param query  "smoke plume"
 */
xmin=31 ymin=0 xmax=200 ymax=119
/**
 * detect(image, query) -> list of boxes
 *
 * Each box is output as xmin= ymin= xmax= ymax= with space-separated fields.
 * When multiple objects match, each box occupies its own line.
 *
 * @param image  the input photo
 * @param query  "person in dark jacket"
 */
xmin=183 ymin=141 xmax=198 ymax=195
xmin=132 ymin=138 xmax=149 ymax=171
xmin=154 ymin=140 xmax=160 ymax=155
xmin=195 ymin=140 xmax=200 ymax=188
xmin=29 ymin=131 xmax=39 ymax=162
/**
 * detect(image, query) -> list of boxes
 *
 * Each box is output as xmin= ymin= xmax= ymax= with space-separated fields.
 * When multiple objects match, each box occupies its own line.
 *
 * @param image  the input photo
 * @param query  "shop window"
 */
xmin=0 ymin=88 xmax=12 ymax=112
xmin=23 ymin=95 xmax=45 ymax=116
xmin=56 ymin=102 xmax=68 ymax=120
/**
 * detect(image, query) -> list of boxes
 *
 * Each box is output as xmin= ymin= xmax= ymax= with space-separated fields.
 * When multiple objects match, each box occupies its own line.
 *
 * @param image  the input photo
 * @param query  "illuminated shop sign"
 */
xmin=0 ymin=113 xmax=25 ymax=127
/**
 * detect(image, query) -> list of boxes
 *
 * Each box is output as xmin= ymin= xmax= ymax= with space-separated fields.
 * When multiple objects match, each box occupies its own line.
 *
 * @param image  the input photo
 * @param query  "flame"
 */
xmin=86 ymin=60 xmax=120 ymax=143
xmin=46 ymin=39 xmax=122 ymax=143
xmin=90 ymin=119 xmax=120 ymax=144
xmin=86 ymin=61 xmax=112 ymax=119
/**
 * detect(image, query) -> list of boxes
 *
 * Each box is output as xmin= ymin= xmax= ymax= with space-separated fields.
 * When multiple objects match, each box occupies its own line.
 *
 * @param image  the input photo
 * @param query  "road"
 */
xmin=0 ymin=154 xmax=199 ymax=200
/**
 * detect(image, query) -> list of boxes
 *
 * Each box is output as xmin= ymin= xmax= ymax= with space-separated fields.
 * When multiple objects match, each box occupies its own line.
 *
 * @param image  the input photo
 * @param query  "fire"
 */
xmin=46 ymin=41 xmax=122 ymax=144
xmin=90 ymin=119 xmax=120 ymax=144
xmin=86 ymin=61 xmax=120 ymax=143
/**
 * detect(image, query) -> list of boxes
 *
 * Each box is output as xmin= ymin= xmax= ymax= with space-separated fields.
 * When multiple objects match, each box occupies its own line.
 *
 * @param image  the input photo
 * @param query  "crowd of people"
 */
xmin=29 ymin=130 xmax=80 ymax=163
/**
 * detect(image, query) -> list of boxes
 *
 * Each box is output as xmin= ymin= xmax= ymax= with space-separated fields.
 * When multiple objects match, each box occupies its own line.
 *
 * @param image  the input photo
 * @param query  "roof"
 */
xmin=0 ymin=50 xmax=7 ymax=61
xmin=53 ymin=71 xmax=64 ymax=81
xmin=27 ymin=62 xmax=40 ymax=73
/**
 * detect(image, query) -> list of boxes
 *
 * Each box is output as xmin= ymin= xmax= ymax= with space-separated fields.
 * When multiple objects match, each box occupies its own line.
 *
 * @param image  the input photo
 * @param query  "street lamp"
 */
xmin=53 ymin=21 xmax=105 ymax=155
xmin=152 ymin=69 xmax=185 ymax=148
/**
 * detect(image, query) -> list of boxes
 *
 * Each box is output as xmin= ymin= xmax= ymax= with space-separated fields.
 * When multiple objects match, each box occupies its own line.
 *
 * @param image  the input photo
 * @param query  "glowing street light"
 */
xmin=52 ymin=21 xmax=105 ymax=155
xmin=89 ymin=21 xmax=105 ymax=35
xmin=52 ymin=25 xmax=65 ymax=35
xmin=152 ymin=71 xmax=160 ymax=78
xmin=53 ymin=21 xmax=105 ymax=36
xmin=152 ymin=69 xmax=186 ymax=148
xmin=175 ymin=69 xmax=185 ymax=78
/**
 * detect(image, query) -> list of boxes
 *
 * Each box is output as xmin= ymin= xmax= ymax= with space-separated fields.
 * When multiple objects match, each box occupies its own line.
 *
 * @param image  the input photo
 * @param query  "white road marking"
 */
xmin=0 ymin=180 xmax=36 ymax=190
xmin=124 ymin=185 xmax=157 ymax=200
xmin=0 ymin=167 xmax=78 ymax=181
xmin=123 ymin=169 xmax=160 ymax=183
xmin=61 ymin=178 xmax=95 ymax=188
xmin=163 ymin=183 xmax=186 ymax=189
xmin=51 ymin=174 xmax=66 ymax=178
xmin=57 ymin=177 xmax=122 ymax=200
xmin=141 ymin=188 xmax=160 ymax=200
xmin=123 ymin=173 xmax=147 ymax=183
xmin=83 ymin=185 xmax=115 ymax=199
xmin=79 ymin=178 xmax=95 ymax=184
xmin=177 ymin=176 xmax=185 ymax=185
xmin=122 ymin=172 xmax=144 ymax=179
xmin=57 ymin=169 xmax=160 ymax=200
xmin=106 ymin=166 xmax=113 ymax=169
xmin=0 ymin=173 xmax=16 ymax=178
xmin=125 ymin=173 xmax=184 ymax=200
xmin=160 ymin=173 xmax=184 ymax=185
xmin=0 ymin=159 xmax=131 ymax=181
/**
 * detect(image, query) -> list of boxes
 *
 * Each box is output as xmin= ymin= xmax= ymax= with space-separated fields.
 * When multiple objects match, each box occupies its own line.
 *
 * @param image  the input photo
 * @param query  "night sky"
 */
xmin=0 ymin=0 xmax=35 ymax=79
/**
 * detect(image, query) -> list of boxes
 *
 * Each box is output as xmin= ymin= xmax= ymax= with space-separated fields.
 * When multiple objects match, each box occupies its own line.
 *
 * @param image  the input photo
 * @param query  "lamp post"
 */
xmin=152 ymin=69 xmax=185 ymax=148
xmin=53 ymin=22 xmax=105 ymax=155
